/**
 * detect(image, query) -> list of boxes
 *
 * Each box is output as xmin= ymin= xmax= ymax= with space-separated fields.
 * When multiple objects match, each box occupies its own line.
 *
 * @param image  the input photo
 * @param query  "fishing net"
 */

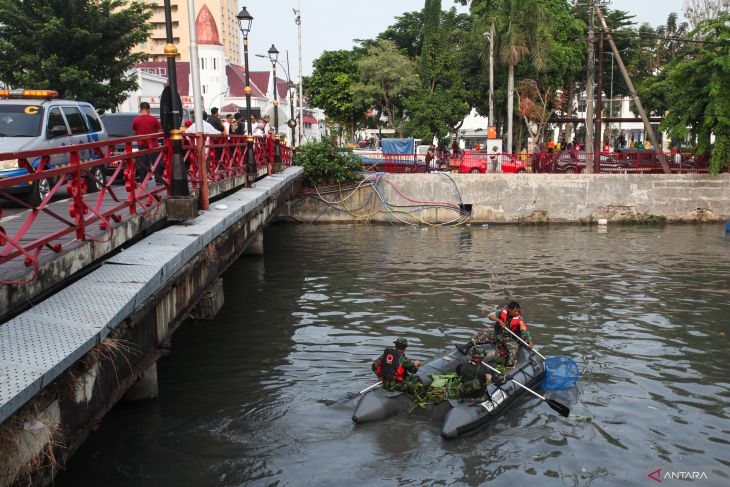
xmin=542 ymin=356 xmax=580 ymax=390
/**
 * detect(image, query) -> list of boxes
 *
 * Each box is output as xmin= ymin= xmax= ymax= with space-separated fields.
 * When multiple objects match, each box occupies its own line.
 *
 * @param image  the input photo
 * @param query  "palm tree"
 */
xmin=475 ymin=0 xmax=551 ymax=152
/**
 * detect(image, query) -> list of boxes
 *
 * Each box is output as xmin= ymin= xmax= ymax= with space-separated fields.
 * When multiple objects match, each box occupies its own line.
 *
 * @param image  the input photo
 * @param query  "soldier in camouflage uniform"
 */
xmin=372 ymin=337 xmax=423 ymax=393
xmin=456 ymin=301 xmax=534 ymax=367
xmin=455 ymin=346 xmax=492 ymax=402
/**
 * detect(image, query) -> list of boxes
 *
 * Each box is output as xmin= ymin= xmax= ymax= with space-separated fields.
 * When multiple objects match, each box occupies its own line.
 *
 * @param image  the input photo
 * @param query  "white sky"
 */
xmin=245 ymin=0 xmax=687 ymax=79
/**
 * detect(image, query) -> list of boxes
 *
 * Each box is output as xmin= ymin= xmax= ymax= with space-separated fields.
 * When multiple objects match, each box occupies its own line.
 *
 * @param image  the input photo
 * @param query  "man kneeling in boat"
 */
xmin=372 ymin=337 xmax=423 ymax=394
xmin=456 ymin=301 xmax=533 ymax=368
xmin=455 ymin=346 xmax=495 ymax=402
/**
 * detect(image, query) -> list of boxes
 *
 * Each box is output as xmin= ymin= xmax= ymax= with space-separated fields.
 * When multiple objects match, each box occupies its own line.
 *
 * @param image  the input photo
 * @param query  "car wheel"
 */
xmin=439 ymin=163 xmax=448 ymax=171
xmin=469 ymin=168 xmax=480 ymax=174
xmin=517 ymin=169 xmax=526 ymax=173
xmin=564 ymin=167 xmax=576 ymax=174
xmin=87 ymin=166 xmax=106 ymax=193
xmin=26 ymin=177 xmax=52 ymax=206
xmin=416 ymin=166 xmax=427 ymax=173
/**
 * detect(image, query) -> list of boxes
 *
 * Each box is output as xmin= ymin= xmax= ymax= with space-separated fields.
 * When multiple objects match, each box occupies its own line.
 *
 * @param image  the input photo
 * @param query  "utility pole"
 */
xmin=187 ymin=0 xmax=207 ymax=210
xmin=584 ymin=0 xmax=595 ymax=173
xmin=295 ymin=2 xmax=304 ymax=144
xmin=595 ymin=7 xmax=670 ymax=173
xmin=488 ymin=22 xmax=495 ymax=128
xmin=595 ymin=31 xmax=604 ymax=163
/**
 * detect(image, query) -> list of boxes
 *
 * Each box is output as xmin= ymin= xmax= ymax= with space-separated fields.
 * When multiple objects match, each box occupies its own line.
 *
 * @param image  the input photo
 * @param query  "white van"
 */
xmin=0 ymin=89 xmax=109 ymax=204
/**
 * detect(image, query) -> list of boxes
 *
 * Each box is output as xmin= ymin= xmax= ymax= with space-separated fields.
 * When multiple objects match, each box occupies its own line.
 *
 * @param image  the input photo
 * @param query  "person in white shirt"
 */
xmin=185 ymin=120 xmax=221 ymax=134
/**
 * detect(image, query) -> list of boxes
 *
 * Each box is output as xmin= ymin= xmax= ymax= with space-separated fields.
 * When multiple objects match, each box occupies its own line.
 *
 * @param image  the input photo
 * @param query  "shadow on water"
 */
xmin=56 ymin=223 xmax=730 ymax=486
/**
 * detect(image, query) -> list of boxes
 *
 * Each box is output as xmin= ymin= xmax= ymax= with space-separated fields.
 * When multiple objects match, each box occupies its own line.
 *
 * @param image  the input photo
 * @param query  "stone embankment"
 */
xmin=287 ymin=174 xmax=730 ymax=224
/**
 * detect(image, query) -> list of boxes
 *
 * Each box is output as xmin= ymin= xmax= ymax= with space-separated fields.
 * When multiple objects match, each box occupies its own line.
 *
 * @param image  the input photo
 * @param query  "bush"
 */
xmin=294 ymin=136 xmax=363 ymax=187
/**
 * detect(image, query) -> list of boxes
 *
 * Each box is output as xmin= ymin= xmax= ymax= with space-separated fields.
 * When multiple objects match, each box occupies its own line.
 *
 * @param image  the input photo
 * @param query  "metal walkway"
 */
xmin=0 ymin=167 xmax=302 ymax=423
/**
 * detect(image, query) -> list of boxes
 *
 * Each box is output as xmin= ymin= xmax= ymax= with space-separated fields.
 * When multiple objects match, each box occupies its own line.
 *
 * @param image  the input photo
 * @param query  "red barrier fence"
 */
xmin=355 ymin=149 xmax=720 ymax=174
xmin=0 ymin=133 xmax=292 ymax=284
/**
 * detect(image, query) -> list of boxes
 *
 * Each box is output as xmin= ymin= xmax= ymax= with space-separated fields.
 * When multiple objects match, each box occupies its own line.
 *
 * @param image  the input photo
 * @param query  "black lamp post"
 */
xmin=287 ymin=80 xmax=296 ymax=146
xmin=236 ymin=6 xmax=255 ymax=174
xmin=267 ymin=44 xmax=281 ymax=164
xmin=163 ymin=0 xmax=189 ymax=196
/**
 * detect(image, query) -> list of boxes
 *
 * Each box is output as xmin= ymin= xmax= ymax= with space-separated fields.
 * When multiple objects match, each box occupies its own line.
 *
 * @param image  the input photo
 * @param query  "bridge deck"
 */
xmin=0 ymin=167 xmax=302 ymax=424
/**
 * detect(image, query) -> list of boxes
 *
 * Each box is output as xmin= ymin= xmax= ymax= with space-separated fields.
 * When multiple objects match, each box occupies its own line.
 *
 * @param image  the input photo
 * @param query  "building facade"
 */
xmin=123 ymin=5 xmax=325 ymax=143
xmin=135 ymin=0 xmax=241 ymax=64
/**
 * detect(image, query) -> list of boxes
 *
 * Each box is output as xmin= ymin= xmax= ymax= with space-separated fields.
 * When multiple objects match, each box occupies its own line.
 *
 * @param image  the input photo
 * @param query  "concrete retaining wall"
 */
xmin=288 ymin=174 xmax=730 ymax=224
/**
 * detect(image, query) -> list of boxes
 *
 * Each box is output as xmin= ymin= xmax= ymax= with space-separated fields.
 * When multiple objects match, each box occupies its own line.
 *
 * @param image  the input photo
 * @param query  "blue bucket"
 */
xmin=726 ymin=220 xmax=730 ymax=233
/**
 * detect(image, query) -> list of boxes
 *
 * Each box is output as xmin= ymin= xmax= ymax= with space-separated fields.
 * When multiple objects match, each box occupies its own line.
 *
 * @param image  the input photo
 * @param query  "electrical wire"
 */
xmin=307 ymin=173 xmax=472 ymax=227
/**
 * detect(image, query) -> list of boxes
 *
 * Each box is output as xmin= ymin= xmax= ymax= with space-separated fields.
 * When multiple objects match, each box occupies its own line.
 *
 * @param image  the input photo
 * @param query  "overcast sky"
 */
xmin=245 ymin=0 xmax=687 ymax=79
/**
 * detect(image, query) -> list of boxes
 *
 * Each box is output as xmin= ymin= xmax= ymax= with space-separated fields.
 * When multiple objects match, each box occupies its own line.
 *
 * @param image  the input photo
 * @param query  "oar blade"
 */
xmin=546 ymin=398 xmax=571 ymax=417
xmin=328 ymin=392 xmax=358 ymax=406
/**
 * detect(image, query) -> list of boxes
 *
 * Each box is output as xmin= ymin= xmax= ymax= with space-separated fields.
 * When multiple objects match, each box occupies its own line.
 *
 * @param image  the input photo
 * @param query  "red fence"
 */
xmin=0 ymin=133 xmax=292 ymax=284
xmin=356 ymin=150 xmax=718 ymax=174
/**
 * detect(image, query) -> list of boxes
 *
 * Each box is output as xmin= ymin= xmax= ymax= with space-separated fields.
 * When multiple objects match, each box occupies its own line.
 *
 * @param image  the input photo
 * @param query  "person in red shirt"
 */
xmin=132 ymin=102 xmax=163 ymax=183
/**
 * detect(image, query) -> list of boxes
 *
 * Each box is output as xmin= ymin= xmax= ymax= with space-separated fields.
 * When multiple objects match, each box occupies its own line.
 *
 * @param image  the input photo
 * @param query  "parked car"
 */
xmin=100 ymin=112 xmax=140 ymax=176
xmin=0 ymin=89 xmax=109 ymax=205
xmin=460 ymin=150 xmax=527 ymax=173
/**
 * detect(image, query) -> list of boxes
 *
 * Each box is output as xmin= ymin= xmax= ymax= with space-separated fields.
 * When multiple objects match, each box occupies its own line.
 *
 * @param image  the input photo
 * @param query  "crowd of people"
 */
xmin=131 ymin=102 xmax=284 ymax=181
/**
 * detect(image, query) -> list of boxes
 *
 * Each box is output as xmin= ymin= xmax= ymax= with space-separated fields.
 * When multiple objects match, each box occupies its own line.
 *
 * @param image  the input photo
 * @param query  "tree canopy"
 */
xmin=0 ymin=0 xmax=152 ymax=110
xmin=303 ymin=0 xmax=729 ymax=169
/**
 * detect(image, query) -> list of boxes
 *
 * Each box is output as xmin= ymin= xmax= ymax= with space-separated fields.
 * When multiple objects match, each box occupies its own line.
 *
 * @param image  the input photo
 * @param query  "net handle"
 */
xmin=501 ymin=323 xmax=546 ymax=360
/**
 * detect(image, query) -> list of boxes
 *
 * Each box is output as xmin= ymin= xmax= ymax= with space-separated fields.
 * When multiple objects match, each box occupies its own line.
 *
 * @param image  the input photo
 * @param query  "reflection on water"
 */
xmin=57 ymin=224 xmax=730 ymax=486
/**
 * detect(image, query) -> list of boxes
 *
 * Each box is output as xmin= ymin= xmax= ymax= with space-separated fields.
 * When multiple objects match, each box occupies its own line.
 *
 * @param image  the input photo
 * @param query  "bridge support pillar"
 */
xmin=243 ymin=231 xmax=264 ymax=256
xmin=192 ymin=278 xmax=224 ymax=320
xmin=122 ymin=363 xmax=158 ymax=402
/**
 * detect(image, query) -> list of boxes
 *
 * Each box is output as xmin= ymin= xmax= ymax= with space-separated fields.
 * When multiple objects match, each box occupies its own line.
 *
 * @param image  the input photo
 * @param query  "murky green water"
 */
xmin=57 ymin=224 xmax=730 ymax=486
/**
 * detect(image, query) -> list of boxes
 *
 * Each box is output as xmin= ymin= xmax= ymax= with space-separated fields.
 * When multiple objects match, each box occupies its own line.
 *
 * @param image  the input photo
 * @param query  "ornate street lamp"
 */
xmin=267 ymin=44 xmax=281 ymax=163
xmin=163 ymin=0 xmax=189 ymax=197
xmin=287 ymin=80 xmax=296 ymax=146
xmin=236 ymin=6 xmax=255 ymax=173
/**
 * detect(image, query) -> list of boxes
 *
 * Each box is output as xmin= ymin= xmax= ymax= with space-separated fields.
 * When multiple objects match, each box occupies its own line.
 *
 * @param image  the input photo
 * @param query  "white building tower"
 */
xmin=194 ymin=4 xmax=228 ymax=113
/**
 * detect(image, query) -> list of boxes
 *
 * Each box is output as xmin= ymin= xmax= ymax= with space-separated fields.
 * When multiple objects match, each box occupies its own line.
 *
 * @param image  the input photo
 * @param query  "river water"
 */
xmin=57 ymin=224 xmax=730 ymax=486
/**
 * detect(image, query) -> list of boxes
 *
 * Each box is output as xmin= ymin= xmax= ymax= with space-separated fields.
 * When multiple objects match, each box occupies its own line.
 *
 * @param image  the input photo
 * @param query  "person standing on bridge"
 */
xmin=132 ymin=102 xmax=163 ymax=184
xmin=372 ymin=337 xmax=423 ymax=394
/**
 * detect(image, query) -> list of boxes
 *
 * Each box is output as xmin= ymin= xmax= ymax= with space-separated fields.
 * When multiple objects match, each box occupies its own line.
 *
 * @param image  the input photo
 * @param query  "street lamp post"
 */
xmin=163 ymin=0 xmax=189 ymax=197
xmin=256 ymin=52 xmax=296 ymax=147
xmin=484 ymin=23 xmax=495 ymax=128
xmin=287 ymin=80 xmax=296 ymax=145
xmin=236 ymin=6 xmax=255 ymax=174
xmin=268 ymin=44 xmax=281 ymax=164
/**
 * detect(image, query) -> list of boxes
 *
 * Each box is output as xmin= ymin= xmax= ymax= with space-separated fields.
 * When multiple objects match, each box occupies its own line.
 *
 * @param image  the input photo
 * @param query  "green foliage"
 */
xmin=294 ymin=136 xmax=363 ymax=187
xmin=0 ymin=0 xmax=152 ymax=110
xmin=353 ymin=39 xmax=419 ymax=136
xmin=304 ymin=50 xmax=367 ymax=135
xmin=643 ymin=15 xmax=730 ymax=174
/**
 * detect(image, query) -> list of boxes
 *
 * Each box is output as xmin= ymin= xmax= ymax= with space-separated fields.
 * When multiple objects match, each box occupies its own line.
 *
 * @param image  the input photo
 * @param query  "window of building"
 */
xmin=202 ymin=85 xmax=207 ymax=94
xmin=213 ymin=58 xmax=217 ymax=70
xmin=200 ymin=58 xmax=206 ymax=70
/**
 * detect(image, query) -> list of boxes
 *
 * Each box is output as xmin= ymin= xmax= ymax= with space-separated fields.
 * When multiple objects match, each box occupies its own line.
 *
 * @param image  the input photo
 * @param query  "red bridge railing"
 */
xmin=0 ymin=133 xmax=292 ymax=284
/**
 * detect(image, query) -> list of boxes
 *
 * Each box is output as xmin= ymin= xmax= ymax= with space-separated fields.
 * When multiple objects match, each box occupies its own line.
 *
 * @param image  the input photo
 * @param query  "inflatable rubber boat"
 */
xmin=353 ymin=345 xmax=545 ymax=440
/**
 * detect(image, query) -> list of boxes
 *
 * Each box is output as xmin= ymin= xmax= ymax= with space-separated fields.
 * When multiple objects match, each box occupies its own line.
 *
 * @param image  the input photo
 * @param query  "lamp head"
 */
xmin=236 ymin=7 xmax=253 ymax=37
xmin=268 ymin=44 xmax=280 ymax=64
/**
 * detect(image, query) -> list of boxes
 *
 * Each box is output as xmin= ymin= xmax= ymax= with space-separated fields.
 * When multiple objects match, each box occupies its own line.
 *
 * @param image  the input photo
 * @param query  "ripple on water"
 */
xmin=55 ymin=224 xmax=730 ymax=487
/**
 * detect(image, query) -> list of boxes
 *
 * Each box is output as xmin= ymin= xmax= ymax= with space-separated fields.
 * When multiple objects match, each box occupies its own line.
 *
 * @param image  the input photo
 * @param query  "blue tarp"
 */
xmin=381 ymin=138 xmax=414 ymax=155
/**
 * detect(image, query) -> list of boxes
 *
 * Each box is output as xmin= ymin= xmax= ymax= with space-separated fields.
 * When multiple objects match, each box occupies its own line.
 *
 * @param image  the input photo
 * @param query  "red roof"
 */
xmin=136 ymin=62 xmax=287 ymax=104
xmin=247 ymin=72 xmax=289 ymax=100
xmin=226 ymin=64 xmax=266 ymax=97
xmin=196 ymin=5 xmax=222 ymax=46
xmin=303 ymin=115 xmax=318 ymax=124
xmin=220 ymin=103 xmax=242 ymax=113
